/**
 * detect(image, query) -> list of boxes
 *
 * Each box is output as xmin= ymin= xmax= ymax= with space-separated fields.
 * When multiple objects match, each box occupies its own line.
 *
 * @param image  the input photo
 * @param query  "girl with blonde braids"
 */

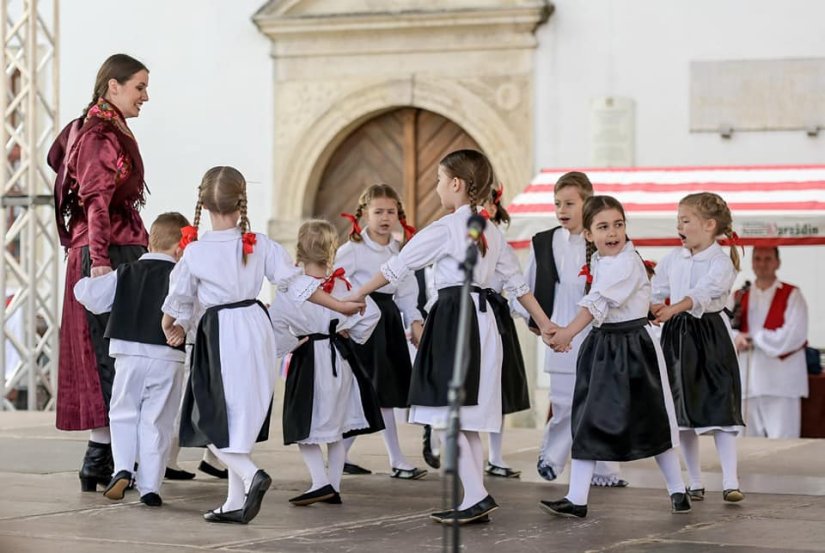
xmin=651 ymin=192 xmax=745 ymax=504
xmin=347 ymin=150 xmax=557 ymax=525
xmin=336 ymin=184 xmax=428 ymax=479
xmin=161 ymin=166 xmax=363 ymax=524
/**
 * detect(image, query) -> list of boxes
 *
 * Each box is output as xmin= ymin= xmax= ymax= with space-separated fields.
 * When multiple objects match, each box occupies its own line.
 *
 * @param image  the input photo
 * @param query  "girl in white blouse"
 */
xmin=161 ymin=167 xmax=363 ymax=524
xmin=651 ymin=192 xmax=745 ymax=504
xmin=347 ymin=149 xmax=556 ymax=525
xmin=540 ymin=195 xmax=689 ymax=519
xmin=335 ymin=184 xmax=427 ymax=480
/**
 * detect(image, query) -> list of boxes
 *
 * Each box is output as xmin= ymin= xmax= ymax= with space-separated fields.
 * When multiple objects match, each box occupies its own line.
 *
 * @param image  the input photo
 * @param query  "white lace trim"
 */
xmin=579 ymin=294 xmax=609 ymax=326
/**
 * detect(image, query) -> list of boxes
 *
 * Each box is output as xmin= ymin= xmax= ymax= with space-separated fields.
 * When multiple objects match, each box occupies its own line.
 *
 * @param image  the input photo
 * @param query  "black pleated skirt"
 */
xmin=482 ymin=289 xmax=530 ymax=414
xmin=409 ymin=286 xmax=481 ymax=407
xmin=351 ymin=292 xmax=414 ymax=408
xmin=282 ymin=325 xmax=384 ymax=445
xmin=571 ymin=318 xmax=676 ymax=462
xmin=660 ymin=311 xmax=744 ymax=429
xmin=179 ymin=299 xmax=272 ymax=449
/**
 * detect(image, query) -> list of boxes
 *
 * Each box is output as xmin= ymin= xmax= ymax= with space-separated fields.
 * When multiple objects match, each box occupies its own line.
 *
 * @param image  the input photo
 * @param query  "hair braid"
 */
xmin=238 ymin=191 xmax=251 ymax=265
xmin=350 ymin=201 xmax=366 ymax=243
xmin=192 ymin=198 xmax=203 ymax=230
xmin=584 ymin=240 xmax=597 ymax=294
xmin=467 ymin=180 xmax=488 ymax=256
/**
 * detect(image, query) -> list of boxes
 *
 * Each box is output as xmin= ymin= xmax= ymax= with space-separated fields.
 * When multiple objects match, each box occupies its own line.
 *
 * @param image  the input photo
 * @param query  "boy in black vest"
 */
xmin=74 ymin=212 xmax=189 ymax=507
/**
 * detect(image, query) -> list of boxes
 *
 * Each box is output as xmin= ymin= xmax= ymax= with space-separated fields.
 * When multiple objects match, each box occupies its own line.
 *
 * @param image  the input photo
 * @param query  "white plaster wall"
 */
xmin=533 ymin=0 xmax=825 ymax=345
xmin=59 ymin=0 xmax=273 ymax=247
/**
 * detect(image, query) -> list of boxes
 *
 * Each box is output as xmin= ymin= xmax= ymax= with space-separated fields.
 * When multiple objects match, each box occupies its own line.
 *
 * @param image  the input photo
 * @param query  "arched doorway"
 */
xmin=313 ymin=108 xmax=481 ymax=237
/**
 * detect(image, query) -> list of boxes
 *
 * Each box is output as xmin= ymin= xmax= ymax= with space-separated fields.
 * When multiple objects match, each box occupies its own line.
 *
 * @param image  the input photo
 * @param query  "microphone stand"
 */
xmin=443 ymin=240 xmax=479 ymax=553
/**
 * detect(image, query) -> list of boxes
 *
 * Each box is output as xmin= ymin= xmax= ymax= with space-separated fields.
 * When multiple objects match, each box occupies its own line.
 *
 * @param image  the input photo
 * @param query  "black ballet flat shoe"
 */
xmin=103 ymin=470 xmax=133 ymax=501
xmin=429 ymin=509 xmax=490 ymax=524
xmin=203 ymin=508 xmax=246 ymax=524
xmin=390 ymin=467 xmax=428 ymax=480
xmin=321 ymin=491 xmax=342 ymax=504
xmin=343 ymin=462 xmax=371 ymax=475
xmin=241 ymin=470 xmax=272 ymax=523
xmin=289 ymin=484 xmax=336 ymax=506
xmin=671 ymin=492 xmax=691 ymax=513
xmin=140 ymin=492 xmax=163 ymax=507
xmin=485 ymin=463 xmax=521 ymax=479
xmin=198 ymin=460 xmax=229 ymax=479
xmin=422 ymin=425 xmax=441 ymax=470
xmin=723 ymin=489 xmax=745 ymax=503
xmin=165 ymin=467 xmax=196 ymax=480
xmin=432 ymin=495 xmax=499 ymax=525
xmin=78 ymin=441 xmax=113 ymax=492
xmin=539 ymin=498 xmax=587 ymax=519
xmin=536 ymin=457 xmax=557 ymax=481
xmin=687 ymin=487 xmax=705 ymax=501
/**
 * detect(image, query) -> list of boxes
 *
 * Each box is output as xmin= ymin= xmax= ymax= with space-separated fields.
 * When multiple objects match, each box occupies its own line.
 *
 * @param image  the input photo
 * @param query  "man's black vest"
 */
xmin=529 ymin=227 xmax=561 ymax=329
xmin=104 ymin=259 xmax=184 ymax=351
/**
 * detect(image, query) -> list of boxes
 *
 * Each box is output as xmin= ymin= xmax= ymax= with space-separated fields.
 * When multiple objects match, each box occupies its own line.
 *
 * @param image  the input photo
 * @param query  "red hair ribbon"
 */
xmin=340 ymin=213 xmax=362 ymax=238
xmin=322 ymin=267 xmax=352 ymax=294
xmin=179 ymin=225 xmax=198 ymax=250
xmin=479 ymin=208 xmax=491 ymax=220
xmin=493 ymin=184 xmax=504 ymax=204
xmin=643 ymin=259 xmax=657 ymax=270
xmin=400 ymin=218 xmax=417 ymax=241
xmin=242 ymin=232 xmax=257 ymax=255
xmin=730 ymin=231 xmax=740 ymax=245
xmin=578 ymin=263 xmax=593 ymax=285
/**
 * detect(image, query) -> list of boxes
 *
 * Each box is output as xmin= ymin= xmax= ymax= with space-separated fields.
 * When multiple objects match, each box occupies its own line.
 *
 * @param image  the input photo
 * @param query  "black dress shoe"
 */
xmin=671 ymin=492 xmax=691 ymax=513
xmin=343 ymin=462 xmax=371 ymax=475
xmin=203 ymin=508 xmax=246 ymax=524
xmin=429 ymin=509 xmax=490 ymax=524
xmin=539 ymin=498 xmax=587 ymax=519
xmin=165 ymin=467 xmax=196 ymax=480
xmin=140 ymin=492 xmax=163 ymax=507
xmin=79 ymin=441 xmax=113 ymax=492
xmin=198 ymin=460 xmax=229 ymax=479
xmin=103 ymin=470 xmax=133 ymax=501
xmin=422 ymin=425 xmax=441 ymax=469
xmin=485 ymin=463 xmax=521 ymax=478
xmin=432 ymin=495 xmax=499 ymax=524
xmin=241 ymin=470 xmax=272 ymax=523
xmin=390 ymin=467 xmax=428 ymax=480
xmin=687 ymin=487 xmax=705 ymax=501
xmin=289 ymin=484 xmax=336 ymax=506
xmin=321 ymin=491 xmax=342 ymax=504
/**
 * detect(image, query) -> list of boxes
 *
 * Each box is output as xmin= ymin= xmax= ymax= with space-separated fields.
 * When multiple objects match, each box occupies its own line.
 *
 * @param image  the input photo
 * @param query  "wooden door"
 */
xmin=313 ymin=108 xmax=481 ymax=238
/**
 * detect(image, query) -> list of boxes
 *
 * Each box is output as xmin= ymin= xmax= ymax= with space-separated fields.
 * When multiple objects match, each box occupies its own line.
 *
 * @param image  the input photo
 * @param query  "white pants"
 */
xmin=540 ymin=374 xmax=621 ymax=480
xmin=109 ymin=355 xmax=184 ymax=495
xmin=744 ymin=396 xmax=801 ymax=439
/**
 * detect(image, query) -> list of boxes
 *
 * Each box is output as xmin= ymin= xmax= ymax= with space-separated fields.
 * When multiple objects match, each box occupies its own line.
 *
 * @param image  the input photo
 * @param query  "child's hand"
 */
xmin=337 ymin=300 xmax=366 ymax=316
xmin=653 ymin=305 xmax=676 ymax=324
xmin=734 ymin=333 xmax=752 ymax=352
xmin=410 ymin=320 xmax=424 ymax=347
xmin=165 ymin=324 xmax=185 ymax=347
xmin=650 ymin=303 xmax=666 ymax=317
xmin=548 ymin=327 xmax=573 ymax=353
xmin=338 ymin=329 xmax=351 ymax=339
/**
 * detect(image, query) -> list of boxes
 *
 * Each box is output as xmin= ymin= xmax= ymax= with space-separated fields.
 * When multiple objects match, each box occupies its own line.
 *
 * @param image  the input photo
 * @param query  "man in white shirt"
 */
xmin=734 ymin=247 xmax=809 ymax=439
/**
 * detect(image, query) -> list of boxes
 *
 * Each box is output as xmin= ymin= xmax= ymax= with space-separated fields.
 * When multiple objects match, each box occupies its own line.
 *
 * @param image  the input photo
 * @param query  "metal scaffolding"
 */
xmin=0 ymin=0 xmax=59 ymax=410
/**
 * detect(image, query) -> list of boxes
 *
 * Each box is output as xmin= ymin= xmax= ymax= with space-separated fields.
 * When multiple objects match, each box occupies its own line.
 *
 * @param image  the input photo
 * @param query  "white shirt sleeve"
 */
xmin=382 ymin=219 xmax=451 ymax=284
xmin=162 ymin=255 xmax=197 ymax=330
xmin=394 ymin=272 xmax=424 ymax=327
xmin=496 ymin=241 xmax=531 ymax=298
xmin=752 ymin=288 xmax=809 ymax=358
xmin=263 ymin=236 xmax=320 ymax=302
xmin=579 ymin=254 xmax=638 ymax=326
xmin=269 ymin=295 xmax=301 ymax=358
xmin=510 ymin=244 xmax=536 ymax=321
xmin=686 ymin=255 xmax=737 ymax=318
xmin=650 ymin=250 xmax=673 ymax=304
xmin=73 ymin=271 xmax=118 ymax=315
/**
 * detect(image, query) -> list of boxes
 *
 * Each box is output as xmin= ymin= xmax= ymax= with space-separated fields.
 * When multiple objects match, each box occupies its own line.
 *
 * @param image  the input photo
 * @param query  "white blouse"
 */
xmin=335 ymin=231 xmax=422 ymax=327
xmin=381 ymin=204 xmax=530 ymax=298
xmin=651 ymin=242 xmax=737 ymax=318
xmin=162 ymin=228 xmax=319 ymax=331
xmin=579 ymin=241 xmax=651 ymax=327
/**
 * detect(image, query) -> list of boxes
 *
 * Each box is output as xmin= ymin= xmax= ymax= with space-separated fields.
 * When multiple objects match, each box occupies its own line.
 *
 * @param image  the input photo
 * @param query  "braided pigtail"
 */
xmin=352 ymin=203 xmax=365 ymax=243
xmin=467 ymin=180 xmax=488 ymax=257
xmin=584 ymin=240 xmax=597 ymax=294
xmin=238 ymin=192 xmax=252 ymax=265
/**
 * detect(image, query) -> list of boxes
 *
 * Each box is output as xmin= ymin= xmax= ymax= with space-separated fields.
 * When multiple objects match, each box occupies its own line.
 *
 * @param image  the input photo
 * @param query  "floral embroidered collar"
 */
xmin=86 ymin=98 xmax=134 ymax=140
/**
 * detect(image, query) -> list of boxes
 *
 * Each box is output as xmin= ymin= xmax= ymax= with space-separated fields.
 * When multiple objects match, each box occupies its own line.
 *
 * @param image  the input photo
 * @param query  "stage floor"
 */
xmin=1 ymin=411 xmax=825 ymax=553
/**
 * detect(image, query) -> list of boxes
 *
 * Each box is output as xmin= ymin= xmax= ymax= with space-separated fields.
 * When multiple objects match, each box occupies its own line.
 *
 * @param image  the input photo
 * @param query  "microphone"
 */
xmin=467 ymin=213 xmax=487 ymax=241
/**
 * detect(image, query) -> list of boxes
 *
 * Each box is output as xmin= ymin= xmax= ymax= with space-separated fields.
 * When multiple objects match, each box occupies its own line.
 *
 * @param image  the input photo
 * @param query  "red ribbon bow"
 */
xmin=340 ymin=213 xmax=362 ymax=238
xmin=242 ymin=232 xmax=257 ymax=255
xmin=400 ymin=217 xmax=417 ymax=242
xmin=479 ymin=208 xmax=491 ymax=220
xmin=730 ymin=231 xmax=740 ymax=244
xmin=322 ymin=267 xmax=352 ymax=294
xmin=493 ymin=184 xmax=504 ymax=204
xmin=179 ymin=225 xmax=198 ymax=250
xmin=643 ymin=259 xmax=657 ymax=270
xmin=578 ymin=263 xmax=593 ymax=285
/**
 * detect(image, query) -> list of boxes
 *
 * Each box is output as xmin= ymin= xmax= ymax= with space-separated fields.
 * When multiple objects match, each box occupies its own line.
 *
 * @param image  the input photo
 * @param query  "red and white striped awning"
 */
xmin=507 ymin=164 xmax=825 ymax=248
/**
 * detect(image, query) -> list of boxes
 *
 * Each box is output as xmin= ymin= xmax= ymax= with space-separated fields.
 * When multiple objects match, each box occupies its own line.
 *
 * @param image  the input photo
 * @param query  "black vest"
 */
xmin=104 ymin=258 xmax=184 ymax=351
xmin=529 ymin=227 xmax=561 ymax=329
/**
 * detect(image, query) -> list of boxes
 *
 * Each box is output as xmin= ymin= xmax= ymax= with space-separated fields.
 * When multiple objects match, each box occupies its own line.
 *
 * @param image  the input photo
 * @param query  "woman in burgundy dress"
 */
xmin=48 ymin=54 xmax=150 ymax=491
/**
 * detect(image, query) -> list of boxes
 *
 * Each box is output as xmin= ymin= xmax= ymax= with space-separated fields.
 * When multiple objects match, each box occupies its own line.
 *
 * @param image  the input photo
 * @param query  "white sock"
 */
xmin=456 ymin=431 xmax=487 ymax=510
xmin=380 ymin=408 xmax=413 ymax=470
xmin=203 ymin=447 xmax=225 ymax=469
xmin=566 ymin=459 xmax=595 ymax=505
xmin=343 ymin=436 xmax=356 ymax=463
xmin=298 ymin=443 xmax=331 ymax=491
xmin=465 ymin=430 xmax=485 ymax=477
xmin=655 ymin=449 xmax=687 ymax=495
xmin=90 ymin=427 xmax=111 ymax=444
xmin=166 ymin=436 xmax=181 ymax=470
xmin=487 ymin=427 xmax=507 ymax=468
xmin=714 ymin=431 xmax=740 ymax=490
xmin=327 ymin=440 xmax=346 ymax=492
xmin=207 ymin=445 xmax=258 ymax=511
xmin=679 ymin=430 xmax=704 ymax=489
xmin=429 ymin=426 xmax=440 ymax=456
